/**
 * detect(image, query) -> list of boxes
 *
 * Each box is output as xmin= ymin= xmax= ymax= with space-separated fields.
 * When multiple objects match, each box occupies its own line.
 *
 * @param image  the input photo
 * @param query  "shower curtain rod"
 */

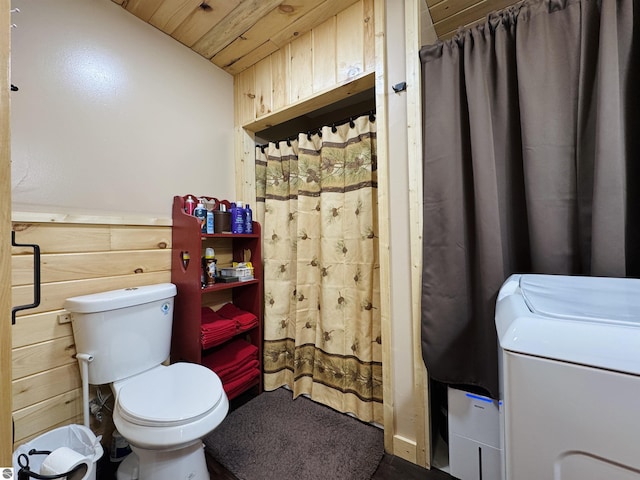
xmin=257 ymin=110 xmax=376 ymax=152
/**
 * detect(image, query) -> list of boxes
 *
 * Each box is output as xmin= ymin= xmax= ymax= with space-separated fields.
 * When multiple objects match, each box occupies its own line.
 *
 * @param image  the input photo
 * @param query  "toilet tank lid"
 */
xmin=64 ymin=283 xmax=177 ymax=313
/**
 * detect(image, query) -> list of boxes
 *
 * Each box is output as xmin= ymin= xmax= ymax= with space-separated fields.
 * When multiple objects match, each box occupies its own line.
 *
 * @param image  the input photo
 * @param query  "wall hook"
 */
xmin=392 ymin=82 xmax=407 ymax=93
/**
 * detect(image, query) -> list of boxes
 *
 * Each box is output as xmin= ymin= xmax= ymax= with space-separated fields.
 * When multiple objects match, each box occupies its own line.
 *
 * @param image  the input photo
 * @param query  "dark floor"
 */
xmin=206 ymin=450 xmax=455 ymax=480
xmin=210 ymin=391 xmax=456 ymax=479
xmin=101 ymin=443 xmax=456 ymax=480
xmin=372 ymin=455 xmax=455 ymax=480
xmin=98 ymin=390 xmax=457 ymax=480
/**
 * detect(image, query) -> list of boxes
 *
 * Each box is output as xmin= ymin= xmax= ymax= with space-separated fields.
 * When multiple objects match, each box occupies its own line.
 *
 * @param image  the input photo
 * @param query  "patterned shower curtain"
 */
xmin=255 ymin=114 xmax=382 ymax=424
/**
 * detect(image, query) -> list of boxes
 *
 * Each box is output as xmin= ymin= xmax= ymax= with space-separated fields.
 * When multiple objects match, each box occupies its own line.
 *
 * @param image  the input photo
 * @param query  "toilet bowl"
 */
xmin=64 ymin=284 xmax=229 ymax=480
xmin=112 ymin=363 xmax=228 ymax=479
xmin=113 ymin=362 xmax=228 ymax=449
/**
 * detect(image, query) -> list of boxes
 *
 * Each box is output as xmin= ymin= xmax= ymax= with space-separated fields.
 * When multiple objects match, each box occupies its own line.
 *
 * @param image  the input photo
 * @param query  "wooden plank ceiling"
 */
xmin=427 ymin=0 xmax=521 ymax=38
xmin=111 ymin=0 xmax=521 ymax=75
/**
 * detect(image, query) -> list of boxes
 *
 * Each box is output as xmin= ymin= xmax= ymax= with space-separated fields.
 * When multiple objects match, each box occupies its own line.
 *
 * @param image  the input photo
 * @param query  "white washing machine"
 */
xmin=496 ymin=274 xmax=640 ymax=480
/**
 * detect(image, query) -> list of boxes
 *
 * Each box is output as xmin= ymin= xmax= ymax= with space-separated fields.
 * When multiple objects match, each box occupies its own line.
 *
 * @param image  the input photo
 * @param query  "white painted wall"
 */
xmin=10 ymin=0 xmax=234 ymax=218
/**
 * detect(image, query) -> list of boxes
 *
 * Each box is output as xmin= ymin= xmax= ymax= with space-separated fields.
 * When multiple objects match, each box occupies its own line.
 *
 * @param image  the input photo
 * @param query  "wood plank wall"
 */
xmin=1 ymin=0 xmax=12 ymax=465
xmin=234 ymin=0 xmax=375 ymax=132
xmin=11 ymin=218 xmax=171 ymax=450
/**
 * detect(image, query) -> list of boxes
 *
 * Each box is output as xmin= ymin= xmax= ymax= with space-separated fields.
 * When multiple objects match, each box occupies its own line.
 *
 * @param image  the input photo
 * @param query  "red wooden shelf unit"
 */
xmin=170 ymin=195 xmax=263 ymax=399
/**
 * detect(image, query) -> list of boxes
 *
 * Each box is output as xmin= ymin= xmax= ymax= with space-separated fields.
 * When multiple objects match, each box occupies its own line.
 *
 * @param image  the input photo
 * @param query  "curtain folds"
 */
xmin=420 ymin=0 xmax=640 ymax=398
xmin=255 ymin=115 xmax=383 ymax=424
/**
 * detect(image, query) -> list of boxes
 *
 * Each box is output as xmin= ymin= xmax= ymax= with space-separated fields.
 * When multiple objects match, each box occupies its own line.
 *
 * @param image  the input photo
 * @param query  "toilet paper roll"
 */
xmin=40 ymin=447 xmax=91 ymax=480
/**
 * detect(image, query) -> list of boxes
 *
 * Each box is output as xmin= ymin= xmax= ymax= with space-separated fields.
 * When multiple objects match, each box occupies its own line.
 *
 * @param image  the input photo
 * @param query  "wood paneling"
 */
xmin=363 ymin=0 xmax=375 ymax=72
xmin=428 ymin=0 xmax=520 ymax=38
xmin=12 ymin=272 xmax=170 ymax=317
xmin=1 ymin=0 xmax=12 ymax=464
xmin=211 ymin=0 xmax=319 ymax=71
xmin=270 ymin=48 xmax=289 ymax=112
xmin=12 ymin=224 xmax=111 ymax=254
xmin=312 ymin=18 xmax=337 ymax=92
xmin=289 ymin=31 xmax=314 ymax=103
xmin=13 ymin=363 xmax=81 ymax=411
xmin=12 ymin=335 xmax=77 ymax=380
xmin=336 ymin=2 xmax=364 ymax=83
xmin=373 ymin=0 xmax=393 ymax=456
xmin=242 ymin=72 xmax=375 ymax=133
xmin=405 ymin=0 xmax=430 ymax=467
xmin=12 ymin=311 xmax=73 ymax=349
xmin=111 ymin=0 xmax=361 ymax=75
xmin=111 ymin=0 xmax=521 ymax=74
xmin=170 ymin=0 xmax=242 ymax=48
xmin=234 ymin=0 xmax=375 ymax=129
xmin=254 ymin=57 xmax=273 ymax=119
xmin=10 ymin=219 xmax=172 ymax=447
xmin=267 ymin=0 xmax=361 ymax=54
xmin=193 ymin=0 xmax=283 ymax=58
xmin=235 ymin=66 xmax=256 ymax=127
xmin=13 ymin=389 xmax=83 ymax=445
xmin=12 ymin=250 xmax=170 ymax=285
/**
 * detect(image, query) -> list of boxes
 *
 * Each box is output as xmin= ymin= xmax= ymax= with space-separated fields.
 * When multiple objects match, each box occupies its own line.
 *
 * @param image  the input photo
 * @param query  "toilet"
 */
xmin=64 ymin=283 xmax=229 ymax=480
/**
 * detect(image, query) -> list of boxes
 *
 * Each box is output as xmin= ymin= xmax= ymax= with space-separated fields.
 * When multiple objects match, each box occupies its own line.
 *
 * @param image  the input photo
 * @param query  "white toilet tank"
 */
xmin=64 ymin=283 xmax=177 ymax=385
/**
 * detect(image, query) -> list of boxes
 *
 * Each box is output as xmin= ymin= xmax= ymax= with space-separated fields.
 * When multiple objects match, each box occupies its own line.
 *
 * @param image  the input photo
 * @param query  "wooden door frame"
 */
xmin=1 ymin=0 xmax=14 ymax=465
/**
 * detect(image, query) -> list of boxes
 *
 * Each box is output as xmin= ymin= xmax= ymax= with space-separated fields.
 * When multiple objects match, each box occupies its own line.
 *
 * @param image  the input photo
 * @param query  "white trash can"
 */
xmin=13 ymin=424 xmax=103 ymax=480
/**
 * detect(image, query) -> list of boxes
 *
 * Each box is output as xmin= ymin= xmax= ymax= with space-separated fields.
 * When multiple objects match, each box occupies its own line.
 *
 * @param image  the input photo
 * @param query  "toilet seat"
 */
xmin=117 ymin=363 xmax=223 ymax=427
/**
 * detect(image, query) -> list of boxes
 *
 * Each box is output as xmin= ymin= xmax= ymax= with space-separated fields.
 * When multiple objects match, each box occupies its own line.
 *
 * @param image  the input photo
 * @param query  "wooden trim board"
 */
xmin=1 ymin=0 xmax=13 ymax=464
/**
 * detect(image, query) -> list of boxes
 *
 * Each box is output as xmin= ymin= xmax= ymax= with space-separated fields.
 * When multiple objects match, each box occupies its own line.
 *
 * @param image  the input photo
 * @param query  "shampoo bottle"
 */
xmin=231 ymin=201 xmax=245 ymax=234
xmin=244 ymin=203 xmax=253 ymax=234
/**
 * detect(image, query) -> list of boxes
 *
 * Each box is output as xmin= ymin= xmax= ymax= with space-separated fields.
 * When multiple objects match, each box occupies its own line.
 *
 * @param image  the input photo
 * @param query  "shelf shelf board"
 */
xmin=200 ymin=232 xmax=260 ymax=239
xmin=201 ymin=279 xmax=259 ymax=293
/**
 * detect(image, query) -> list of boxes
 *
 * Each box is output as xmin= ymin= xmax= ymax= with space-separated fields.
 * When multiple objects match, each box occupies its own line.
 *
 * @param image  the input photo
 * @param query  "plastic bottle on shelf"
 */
xmin=204 ymin=247 xmax=217 ymax=286
xmin=231 ymin=201 xmax=245 ymax=234
xmin=206 ymin=210 xmax=215 ymax=234
xmin=194 ymin=202 xmax=207 ymax=234
xmin=244 ymin=203 xmax=253 ymax=234
xmin=184 ymin=195 xmax=196 ymax=215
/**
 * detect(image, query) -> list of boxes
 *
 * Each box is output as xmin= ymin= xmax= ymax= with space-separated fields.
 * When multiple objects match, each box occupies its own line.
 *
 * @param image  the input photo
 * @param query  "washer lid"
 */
xmin=495 ymin=274 xmax=640 ymax=376
xmin=521 ymin=274 xmax=640 ymax=326
xmin=117 ymin=363 xmax=223 ymax=427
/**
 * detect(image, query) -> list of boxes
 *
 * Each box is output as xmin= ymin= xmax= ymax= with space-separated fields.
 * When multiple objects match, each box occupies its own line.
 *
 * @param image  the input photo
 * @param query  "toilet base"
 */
xmin=116 ymin=441 xmax=209 ymax=480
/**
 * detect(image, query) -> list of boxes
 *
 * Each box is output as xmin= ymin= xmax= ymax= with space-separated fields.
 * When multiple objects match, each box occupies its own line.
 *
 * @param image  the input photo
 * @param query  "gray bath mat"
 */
xmin=203 ymin=388 xmax=384 ymax=480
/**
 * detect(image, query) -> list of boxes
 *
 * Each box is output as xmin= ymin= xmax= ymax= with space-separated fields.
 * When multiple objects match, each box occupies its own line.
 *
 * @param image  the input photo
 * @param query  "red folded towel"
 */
xmin=218 ymin=359 xmax=260 ymax=384
xmin=201 ymin=319 xmax=238 ymax=349
xmin=223 ymin=368 xmax=261 ymax=399
xmin=237 ymin=316 xmax=258 ymax=330
xmin=201 ymin=319 xmax=236 ymax=334
xmin=216 ymin=303 xmax=257 ymax=326
xmin=201 ymin=307 xmax=225 ymax=325
xmin=200 ymin=306 xmax=239 ymax=349
xmin=202 ymin=339 xmax=258 ymax=378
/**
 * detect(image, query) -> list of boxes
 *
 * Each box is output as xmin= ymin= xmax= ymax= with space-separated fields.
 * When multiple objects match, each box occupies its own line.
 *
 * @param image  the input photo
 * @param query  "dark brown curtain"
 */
xmin=420 ymin=0 xmax=640 ymax=398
